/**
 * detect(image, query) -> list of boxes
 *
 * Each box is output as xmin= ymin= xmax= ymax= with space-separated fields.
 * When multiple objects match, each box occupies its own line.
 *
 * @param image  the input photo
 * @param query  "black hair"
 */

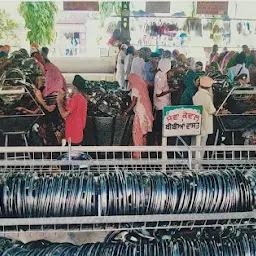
xmin=195 ymin=61 xmax=203 ymax=67
xmin=42 ymin=47 xmax=49 ymax=53
xmin=73 ymin=75 xmax=86 ymax=92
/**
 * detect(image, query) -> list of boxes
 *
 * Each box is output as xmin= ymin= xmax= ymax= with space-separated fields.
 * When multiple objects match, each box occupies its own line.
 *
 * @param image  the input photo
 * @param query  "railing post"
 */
xmin=188 ymin=147 xmax=192 ymax=170
xmin=162 ymin=137 xmax=168 ymax=171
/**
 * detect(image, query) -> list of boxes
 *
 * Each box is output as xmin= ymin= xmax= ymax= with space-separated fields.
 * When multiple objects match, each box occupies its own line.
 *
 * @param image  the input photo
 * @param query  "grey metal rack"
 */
xmin=0 ymin=145 xmax=255 ymax=235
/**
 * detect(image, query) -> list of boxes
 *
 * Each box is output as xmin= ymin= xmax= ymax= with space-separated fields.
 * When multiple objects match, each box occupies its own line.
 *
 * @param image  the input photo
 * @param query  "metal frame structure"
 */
xmin=0 ymin=145 xmax=255 ymax=170
xmin=0 ymin=145 xmax=255 ymax=234
xmin=0 ymin=211 xmax=255 ymax=234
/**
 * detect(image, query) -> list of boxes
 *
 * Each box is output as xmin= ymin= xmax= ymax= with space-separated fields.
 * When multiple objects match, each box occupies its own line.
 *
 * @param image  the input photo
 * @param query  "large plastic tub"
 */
xmin=83 ymin=115 xmax=134 ymax=146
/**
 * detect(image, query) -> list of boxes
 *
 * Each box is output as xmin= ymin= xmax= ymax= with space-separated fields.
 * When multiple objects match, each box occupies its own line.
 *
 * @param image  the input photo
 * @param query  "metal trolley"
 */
xmin=0 ymin=76 xmax=44 ymax=148
xmin=215 ymin=86 xmax=256 ymax=145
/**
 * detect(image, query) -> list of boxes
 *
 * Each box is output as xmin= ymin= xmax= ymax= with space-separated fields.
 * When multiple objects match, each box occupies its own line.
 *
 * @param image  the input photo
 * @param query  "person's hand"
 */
xmin=16 ymin=107 xmax=28 ymax=114
xmin=34 ymin=88 xmax=42 ymax=99
xmin=239 ymin=79 xmax=248 ymax=86
xmin=36 ymin=76 xmax=43 ymax=88
xmin=16 ymin=107 xmax=25 ymax=112
xmin=56 ymin=93 xmax=65 ymax=104
xmin=169 ymin=88 xmax=178 ymax=92
xmin=223 ymin=69 xmax=228 ymax=75
xmin=121 ymin=111 xmax=128 ymax=121
xmin=219 ymin=109 xmax=229 ymax=114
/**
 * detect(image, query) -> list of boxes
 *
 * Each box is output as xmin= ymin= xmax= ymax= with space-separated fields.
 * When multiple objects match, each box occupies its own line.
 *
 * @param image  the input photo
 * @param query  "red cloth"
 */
xmin=65 ymin=93 xmax=87 ymax=144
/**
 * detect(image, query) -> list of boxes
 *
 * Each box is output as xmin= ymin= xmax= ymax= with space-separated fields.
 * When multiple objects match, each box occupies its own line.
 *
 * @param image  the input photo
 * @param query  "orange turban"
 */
xmin=31 ymin=42 xmax=40 ymax=49
xmin=2 ymin=45 xmax=10 ymax=52
xmin=199 ymin=76 xmax=215 ymax=88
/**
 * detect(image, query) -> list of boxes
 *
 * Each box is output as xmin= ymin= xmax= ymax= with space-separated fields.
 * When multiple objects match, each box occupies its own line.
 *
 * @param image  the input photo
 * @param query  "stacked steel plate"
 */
xmin=0 ymin=169 xmax=253 ymax=217
xmin=1 ymin=231 xmax=256 ymax=255
xmin=0 ymin=174 xmax=97 ymax=217
xmin=80 ymin=81 xmax=131 ymax=117
xmin=99 ymin=170 xmax=252 ymax=215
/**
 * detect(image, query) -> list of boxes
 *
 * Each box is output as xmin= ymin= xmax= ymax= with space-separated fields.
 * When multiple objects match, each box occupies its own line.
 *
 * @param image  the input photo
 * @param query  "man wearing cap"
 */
xmin=145 ymin=52 xmax=160 ymax=84
xmin=57 ymin=75 xmax=88 ymax=146
xmin=192 ymin=76 xmax=216 ymax=147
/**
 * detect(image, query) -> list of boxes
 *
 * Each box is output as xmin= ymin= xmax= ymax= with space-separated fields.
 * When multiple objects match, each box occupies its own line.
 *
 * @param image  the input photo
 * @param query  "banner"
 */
xmin=163 ymin=106 xmax=202 ymax=137
xmin=196 ymin=1 xmax=228 ymax=15
xmin=63 ymin=1 xmax=99 ymax=11
xmin=146 ymin=2 xmax=171 ymax=14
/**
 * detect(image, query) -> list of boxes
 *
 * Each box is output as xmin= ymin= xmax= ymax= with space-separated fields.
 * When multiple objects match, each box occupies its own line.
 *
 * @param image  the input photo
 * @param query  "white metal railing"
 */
xmin=0 ymin=212 xmax=254 ymax=233
xmin=0 ymin=211 xmax=255 ymax=234
xmin=0 ymin=145 xmax=255 ymax=172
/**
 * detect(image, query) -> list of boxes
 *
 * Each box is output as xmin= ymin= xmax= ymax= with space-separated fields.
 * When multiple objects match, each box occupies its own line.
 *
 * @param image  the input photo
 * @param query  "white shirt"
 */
xmin=154 ymin=71 xmax=171 ymax=110
xmin=131 ymin=88 xmax=146 ymax=115
xmin=130 ymin=56 xmax=145 ymax=79
xmin=193 ymin=88 xmax=216 ymax=136
xmin=124 ymin=54 xmax=133 ymax=80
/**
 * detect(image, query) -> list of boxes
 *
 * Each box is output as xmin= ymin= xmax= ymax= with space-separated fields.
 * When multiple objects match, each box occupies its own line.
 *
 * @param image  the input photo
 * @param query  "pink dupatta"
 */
xmin=128 ymin=73 xmax=154 ymax=130
xmin=43 ymin=63 xmax=67 ymax=97
xmin=128 ymin=73 xmax=154 ymax=158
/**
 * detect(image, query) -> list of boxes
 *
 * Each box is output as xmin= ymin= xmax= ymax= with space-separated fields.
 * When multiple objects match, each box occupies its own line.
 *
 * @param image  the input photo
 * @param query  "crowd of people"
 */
xmin=0 ymin=42 xmax=255 ymax=158
xmin=115 ymin=44 xmax=256 ymax=156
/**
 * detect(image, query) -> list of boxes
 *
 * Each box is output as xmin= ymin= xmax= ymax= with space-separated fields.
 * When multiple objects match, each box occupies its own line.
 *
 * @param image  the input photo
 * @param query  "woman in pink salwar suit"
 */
xmin=122 ymin=73 xmax=154 ymax=159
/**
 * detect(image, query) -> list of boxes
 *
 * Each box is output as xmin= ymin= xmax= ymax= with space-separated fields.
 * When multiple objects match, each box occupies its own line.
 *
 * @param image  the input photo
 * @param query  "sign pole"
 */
xmin=162 ymin=105 xmax=203 ymax=171
xmin=162 ymin=136 xmax=168 ymax=172
xmin=194 ymin=135 xmax=201 ymax=171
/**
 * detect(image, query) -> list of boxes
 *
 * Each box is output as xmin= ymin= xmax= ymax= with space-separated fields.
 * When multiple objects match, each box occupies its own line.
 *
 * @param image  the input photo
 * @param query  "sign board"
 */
xmin=63 ymin=1 xmax=99 ymax=11
xmin=196 ymin=1 xmax=228 ymax=15
xmin=163 ymin=106 xmax=202 ymax=137
xmin=146 ymin=2 xmax=171 ymax=14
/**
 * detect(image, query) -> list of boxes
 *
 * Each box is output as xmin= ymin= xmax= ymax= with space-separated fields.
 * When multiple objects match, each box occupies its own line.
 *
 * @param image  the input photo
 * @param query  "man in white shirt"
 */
xmin=153 ymin=59 xmax=174 ymax=145
xmin=193 ymin=76 xmax=216 ymax=147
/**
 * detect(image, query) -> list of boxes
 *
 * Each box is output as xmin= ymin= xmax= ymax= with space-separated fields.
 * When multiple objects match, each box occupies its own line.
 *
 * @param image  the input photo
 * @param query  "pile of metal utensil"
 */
xmin=0 ymin=169 xmax=253 ymax=218
xmin=80 ymin=81 xmax=131 ymax=117
xmin=99 ymin=170 xmax=252 ymax=215
xmin=1 ymin=230 xmax=256 ymax=255
xmin=1 ymin=174 xmax=97 ymax=217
